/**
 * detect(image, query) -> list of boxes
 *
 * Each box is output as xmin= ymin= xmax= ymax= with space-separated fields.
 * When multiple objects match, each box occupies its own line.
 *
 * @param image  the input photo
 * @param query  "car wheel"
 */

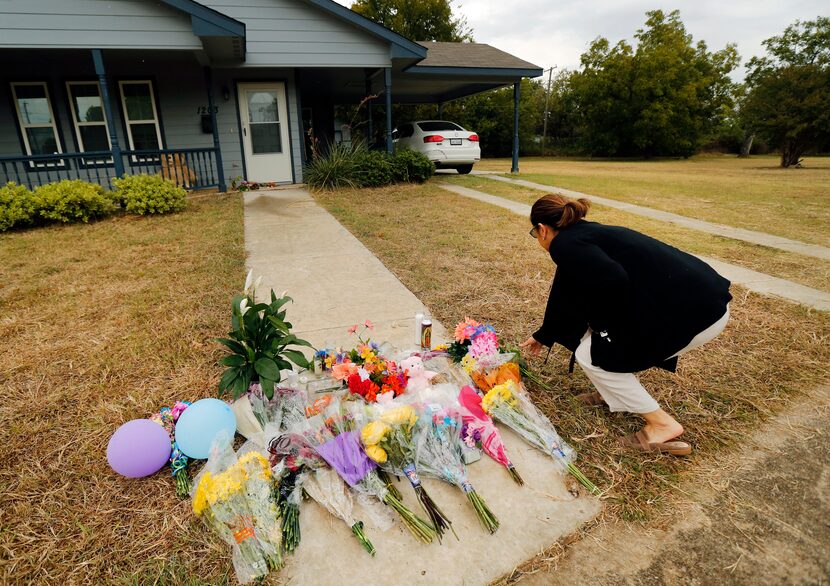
xmin=457 ymin=164 xmax=473 ymax=175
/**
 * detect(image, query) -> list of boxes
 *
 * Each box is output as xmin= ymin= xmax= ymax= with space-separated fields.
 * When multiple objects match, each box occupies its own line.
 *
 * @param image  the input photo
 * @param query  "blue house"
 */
xmin=0 ymin=0 xmax=542 ymax=191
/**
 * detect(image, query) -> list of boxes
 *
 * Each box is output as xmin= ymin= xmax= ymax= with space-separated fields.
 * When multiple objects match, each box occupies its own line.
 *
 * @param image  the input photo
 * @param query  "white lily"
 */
xmin=244 ymin=269 xmax=253 ymax=292
xmin=239 ymin=298 xmax=250 ymax=316
xmin=254 ymin=275 xmax=263 ymax=292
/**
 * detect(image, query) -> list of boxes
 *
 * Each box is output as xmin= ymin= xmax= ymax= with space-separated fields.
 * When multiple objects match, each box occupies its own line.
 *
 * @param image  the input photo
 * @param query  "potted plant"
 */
xmin=216 ymin=272 xmax=312 ymax=439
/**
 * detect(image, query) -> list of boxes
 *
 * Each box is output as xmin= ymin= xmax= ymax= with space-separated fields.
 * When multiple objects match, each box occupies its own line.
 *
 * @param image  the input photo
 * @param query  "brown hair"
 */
xmin=530 ymin=194 xmax=590 ymax=230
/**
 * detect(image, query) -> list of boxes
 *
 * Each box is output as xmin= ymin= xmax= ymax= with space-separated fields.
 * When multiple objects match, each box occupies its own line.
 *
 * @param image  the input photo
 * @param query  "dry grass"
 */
xmin=475 ymin=155 xmax=830 ymax=247
xmin=0 ymin=195 xmax=245 ymax=584
xmin=440 ymin=175 xmax=830 ymax=292
xmin=313 ymin=183 xmax=830 ymax=524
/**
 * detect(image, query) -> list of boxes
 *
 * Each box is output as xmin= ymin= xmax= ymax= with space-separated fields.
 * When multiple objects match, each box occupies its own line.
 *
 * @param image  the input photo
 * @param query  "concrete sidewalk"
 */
xmin=476 ymin=173 xmax=830 ymax=262
xmin=243 ymin=188 xmax=602 ymax=585
xmin=439 ymin=182 xmax=830 ymax=312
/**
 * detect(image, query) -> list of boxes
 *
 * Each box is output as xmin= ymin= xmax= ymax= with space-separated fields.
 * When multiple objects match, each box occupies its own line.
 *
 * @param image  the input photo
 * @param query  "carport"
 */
xmin=295 ymin=41 xmax=543 ymax=173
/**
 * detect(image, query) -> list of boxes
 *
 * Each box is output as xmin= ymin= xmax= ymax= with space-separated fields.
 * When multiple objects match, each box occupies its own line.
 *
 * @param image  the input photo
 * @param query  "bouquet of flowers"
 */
xmin=415 ymin=399 xmax=499 ymax=534
xmin=149 ymin=400 xmax=192 ymax=498
xmin=449 ymin=317 xmax=551 ymax=391
xmin=191 ymin=436 xmax=282 ymax=583
xmin=480 ymin=380 xmax=600 ymax=495
xmin=458 ymin=386 xmax=524 ymax=485
xmin=359 ymin=403 xmax=454 ymax=540
xmin=300 ymin=466 xmax=376 ymax=555
xmin=295 ymin=397 xmax=436 ymax=544
xmin=323 ymin=322 xmax=408 ymax=403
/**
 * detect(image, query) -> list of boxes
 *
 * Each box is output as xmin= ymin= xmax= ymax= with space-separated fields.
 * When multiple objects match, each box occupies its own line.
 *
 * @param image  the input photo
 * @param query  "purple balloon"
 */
xmin=107 ymin=419 xmax=172 ymax=478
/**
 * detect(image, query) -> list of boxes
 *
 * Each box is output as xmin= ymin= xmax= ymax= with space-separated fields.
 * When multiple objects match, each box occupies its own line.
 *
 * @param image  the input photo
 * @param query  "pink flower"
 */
xmin=454 ymin=317 xmax=481 ymax=343
xmin=347 ymin=324 xmax=359 ymax=335
xmin=332 ymin=361 xmax=358 ymax=381
xmin=469 ymin=331 xmax=498 ymax=359
xmin=364 ymin=319 xmax=374 ymax=330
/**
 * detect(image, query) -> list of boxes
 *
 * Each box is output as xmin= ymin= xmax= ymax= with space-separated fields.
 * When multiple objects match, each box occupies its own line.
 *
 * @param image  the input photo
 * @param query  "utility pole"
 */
xmin=541 ymin=66 xmax=556 ymax=153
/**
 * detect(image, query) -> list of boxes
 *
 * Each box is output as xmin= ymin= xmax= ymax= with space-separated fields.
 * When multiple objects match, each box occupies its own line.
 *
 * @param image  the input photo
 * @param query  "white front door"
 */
xmin=238 ymin=82 xmax=292 ymax=182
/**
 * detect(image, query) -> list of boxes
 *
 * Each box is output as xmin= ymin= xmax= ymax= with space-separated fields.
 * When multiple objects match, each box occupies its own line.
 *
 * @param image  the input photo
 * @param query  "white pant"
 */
xmin=574 ymin=307 xmax=730 ymax=414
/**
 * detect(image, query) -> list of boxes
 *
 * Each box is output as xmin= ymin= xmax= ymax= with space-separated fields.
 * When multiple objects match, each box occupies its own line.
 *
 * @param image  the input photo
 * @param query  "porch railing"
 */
xmin=0 ymin=147 xmax=221 ymax=191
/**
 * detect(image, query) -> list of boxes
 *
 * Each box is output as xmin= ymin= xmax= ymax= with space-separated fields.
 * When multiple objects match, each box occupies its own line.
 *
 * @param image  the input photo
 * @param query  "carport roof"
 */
xmin=414 ymin=41 xmax=542 ymax=74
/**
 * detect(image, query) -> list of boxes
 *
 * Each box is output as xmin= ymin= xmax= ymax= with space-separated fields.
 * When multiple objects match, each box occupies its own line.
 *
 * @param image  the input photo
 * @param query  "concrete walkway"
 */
xmin=476 ymin=173 xmax=830 ymax=262
xmin=439 ymin=182 xmax=830 ymax=312
xmin=243 ymin=188 xmax=601 ymax=585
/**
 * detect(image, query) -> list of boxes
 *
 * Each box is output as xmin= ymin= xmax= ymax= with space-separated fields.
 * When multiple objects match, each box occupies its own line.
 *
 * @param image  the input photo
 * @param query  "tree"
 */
xmin=351 ymin=0 xmax=473 ymax=42
xmin=743 ymin=17 xmax=830 ymax=167
xmin=569 ymin=10 xmax=739 ymax=157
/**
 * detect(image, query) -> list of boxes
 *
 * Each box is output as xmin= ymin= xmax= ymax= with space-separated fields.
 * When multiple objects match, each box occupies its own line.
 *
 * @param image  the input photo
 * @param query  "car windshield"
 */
xmin=417 ymin=121 xmax=464 ymax=132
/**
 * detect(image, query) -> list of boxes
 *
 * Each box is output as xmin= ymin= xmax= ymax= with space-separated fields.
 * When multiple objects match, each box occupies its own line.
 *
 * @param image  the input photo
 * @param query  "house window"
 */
xmin=118 ymin=80 xmax=163 ymax=159
xmin=10 ymin=82 xmax=63 ymax=165
xmin=67 ymin=81 xmax=111 ymax=164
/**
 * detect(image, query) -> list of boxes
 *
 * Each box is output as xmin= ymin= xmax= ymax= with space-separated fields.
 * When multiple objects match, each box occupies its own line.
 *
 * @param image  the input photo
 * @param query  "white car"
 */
xmin=393 ymin=120 xmax=480 ymax=174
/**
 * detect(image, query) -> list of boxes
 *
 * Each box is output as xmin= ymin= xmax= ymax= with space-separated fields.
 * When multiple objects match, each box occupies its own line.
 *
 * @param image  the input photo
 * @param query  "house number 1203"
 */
xmin=196 ymin=106 xmax=219 ymax=115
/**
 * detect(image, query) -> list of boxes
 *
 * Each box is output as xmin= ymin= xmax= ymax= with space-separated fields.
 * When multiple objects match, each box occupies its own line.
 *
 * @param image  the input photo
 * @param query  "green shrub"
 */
xmin=0 ymin=182 xmax=38 ymax=232
xmin=352 ymin=149 xmax=394 ymax=187
xmin=111 ymin=174 xmax=187 ymax=215
xmin=33 ymin=180 xmax=114 ymax=224
xmin=391 ymin=149 xmax=435 ymax=183
xmin=303 ymin=143 xmax=358 ymax=190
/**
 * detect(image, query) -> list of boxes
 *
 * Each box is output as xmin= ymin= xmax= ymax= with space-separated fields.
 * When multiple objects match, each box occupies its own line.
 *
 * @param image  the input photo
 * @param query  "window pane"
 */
xmin=250 ymin=123 xmax=281 ymax=154
xmin=247 ymin=91 xmax=278 ymax=123
xmin=80 ymin=125 xmax=109 ymax=151
xmin=122 ymin=83 xmax=154 ymax=121
xmin=71 ymin=84 xmax=104 ymax=122
xmin=417 ymin=121 xmax=463 ymax=132
xmin=26 ymin=127 xmax=59 ymax=155
xmin=130 ymin=123 xmax=160 ymax=150
xmin=15 ymin=85 xmax=52 ymax=125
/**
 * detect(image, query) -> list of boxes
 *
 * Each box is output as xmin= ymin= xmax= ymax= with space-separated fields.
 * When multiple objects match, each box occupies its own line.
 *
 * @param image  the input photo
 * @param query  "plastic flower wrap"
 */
xmin=414 ymin=394 xmax=500 ymax=534
xmin=300 ymin=467 xmax=376 ymax=556
xmin=293 ymin=397 xmax=435 ymax=544
xmin=480 ymin=380 xmax=599 ymax=495
xmin=149 ymin=400 xmax=192 ymax=498
xmin=458 ymin=386 xmax=524 ymax=485
xmin=191 ymin=434 xmax=282 ymax=583
xmin=358 ymin=402 xmax=454 ymax=541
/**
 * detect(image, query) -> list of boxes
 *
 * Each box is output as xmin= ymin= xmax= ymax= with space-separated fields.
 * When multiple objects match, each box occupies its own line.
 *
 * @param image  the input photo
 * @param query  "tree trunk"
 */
xmin=780 ymin=141 xmax=805 ymax=168
xmin=738 ymin=132 xmax=754 ymax=158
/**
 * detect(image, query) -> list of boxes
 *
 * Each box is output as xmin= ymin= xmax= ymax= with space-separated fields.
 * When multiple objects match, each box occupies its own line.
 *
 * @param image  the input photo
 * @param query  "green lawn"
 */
xmin=474 ymin=155 xmax=830 ymax=247
xmin=439 ymin=174 xmax=830 ymax=293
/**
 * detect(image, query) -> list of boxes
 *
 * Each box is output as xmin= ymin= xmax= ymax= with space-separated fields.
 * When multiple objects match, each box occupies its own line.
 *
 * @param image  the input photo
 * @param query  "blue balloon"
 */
xmin=175 ymin=398 xmax=237 ymax=459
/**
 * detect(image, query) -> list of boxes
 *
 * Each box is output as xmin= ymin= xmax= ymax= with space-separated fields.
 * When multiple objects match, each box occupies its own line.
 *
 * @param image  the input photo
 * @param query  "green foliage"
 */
xmin=111 ymin=174 xmax=187 ymax=215
xmin=33 ymin=179 xmax=114 ymax=224
xmin=304 ymin=144 xmax=434 ymax=190
xmin=216 ymin=282 xmax=312 ymax=400
xmin=568 ymin=10 xmax=739 ymax=157
xmin=390 ymin=148 xmax=435 ymax=183
xmin=743 ymin=17 xmax=830 ymax=167
xmin=352 ymin=149 xmax=395 ymax=187
xmin=0 ymin=182 xmax=38 ymax=232
xmin=351 ymin=0 xmax=473 ymax=42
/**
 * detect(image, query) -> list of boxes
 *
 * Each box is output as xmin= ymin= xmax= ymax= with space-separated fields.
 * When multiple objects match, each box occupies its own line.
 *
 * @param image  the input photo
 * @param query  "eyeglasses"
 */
xmin=529 ymin=225 xmax=539 ymax=238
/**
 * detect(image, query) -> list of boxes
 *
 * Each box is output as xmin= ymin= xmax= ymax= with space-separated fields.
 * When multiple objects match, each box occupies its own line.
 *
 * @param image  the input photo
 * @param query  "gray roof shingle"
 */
xmin=416 ymin=41 xmax=541 ymax=71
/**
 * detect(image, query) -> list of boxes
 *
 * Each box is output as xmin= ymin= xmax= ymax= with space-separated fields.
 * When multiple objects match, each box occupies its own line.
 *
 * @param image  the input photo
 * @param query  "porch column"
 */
xmin=365 ymin=73 xmax=373 ymax=145
xmin=384 ymin=68 xmax=392 ymax=154
xmin=511 ymin=81 xmax=520 ymax=174
xmin=91 ymin=49 xmax=125 ymax=178
xmin=204 ymin=67 xmax=227 ymax=192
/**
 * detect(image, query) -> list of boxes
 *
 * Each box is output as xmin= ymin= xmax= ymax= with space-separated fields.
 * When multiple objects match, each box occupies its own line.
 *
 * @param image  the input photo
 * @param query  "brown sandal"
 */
xmin=577 ymin=391 xmax=606 ymax=406
xmin=618 ymin=430 xmax=692 ymax=456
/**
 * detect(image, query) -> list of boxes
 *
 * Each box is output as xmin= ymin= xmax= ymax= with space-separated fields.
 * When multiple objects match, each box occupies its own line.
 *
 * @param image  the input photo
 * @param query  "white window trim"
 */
xmin=66 ymin=81 xmax=112 ymax=165
xmin=118 ymin=80 xmax=163 ymax=161
xmin=10 ymin=81 xmax=64 ymax=167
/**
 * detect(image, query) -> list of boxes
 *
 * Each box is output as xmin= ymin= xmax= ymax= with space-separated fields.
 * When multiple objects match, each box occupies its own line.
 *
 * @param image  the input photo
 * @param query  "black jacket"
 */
xmin=533 ymin=221 xmax=732 ymax=373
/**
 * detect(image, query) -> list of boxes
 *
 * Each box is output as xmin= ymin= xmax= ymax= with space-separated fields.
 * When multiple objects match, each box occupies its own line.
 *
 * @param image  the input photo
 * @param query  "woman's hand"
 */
xmin=519 ymin=336 xmax=544 ymax=356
